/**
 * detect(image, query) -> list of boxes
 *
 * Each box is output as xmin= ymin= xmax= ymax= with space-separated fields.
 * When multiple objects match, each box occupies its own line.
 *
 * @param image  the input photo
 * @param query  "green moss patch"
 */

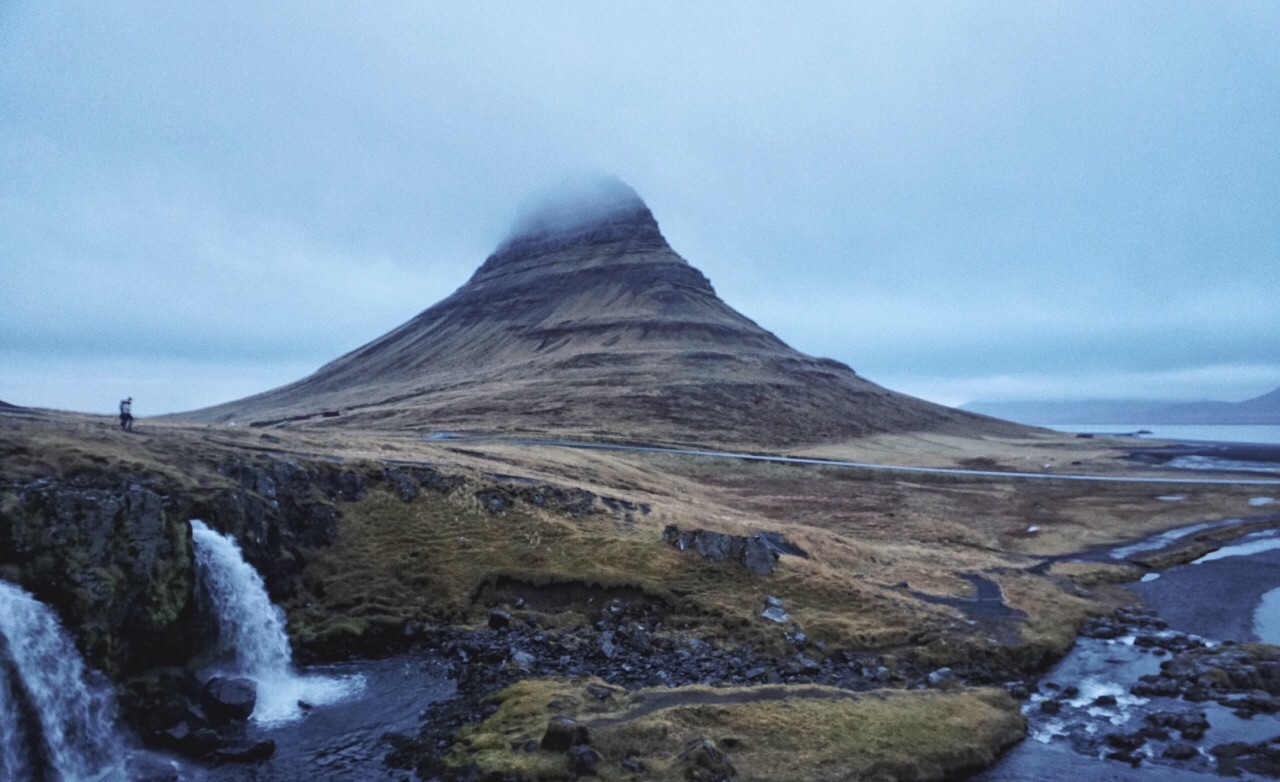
xmin=450 ymin=678 xmax=1026 ymax=781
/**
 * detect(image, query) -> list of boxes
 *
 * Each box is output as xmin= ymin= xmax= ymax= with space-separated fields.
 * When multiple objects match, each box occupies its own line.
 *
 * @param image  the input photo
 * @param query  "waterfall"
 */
xmin=0 ymin=580 xmax=127 ymax=782
xmin=190 ymin=520 xmax=361 ymax=726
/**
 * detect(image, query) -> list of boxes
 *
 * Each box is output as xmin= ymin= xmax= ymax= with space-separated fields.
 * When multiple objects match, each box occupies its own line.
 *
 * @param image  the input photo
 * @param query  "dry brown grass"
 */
xmin=4 ymin=409 xmax=1274 ymax=669
xmin=453 ymin=678 xmax=1025 ymax=781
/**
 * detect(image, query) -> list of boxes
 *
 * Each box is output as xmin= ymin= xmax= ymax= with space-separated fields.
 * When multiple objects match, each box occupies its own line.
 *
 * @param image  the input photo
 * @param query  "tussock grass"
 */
xmin=453 ymin=678 xmax=1026 ymax=781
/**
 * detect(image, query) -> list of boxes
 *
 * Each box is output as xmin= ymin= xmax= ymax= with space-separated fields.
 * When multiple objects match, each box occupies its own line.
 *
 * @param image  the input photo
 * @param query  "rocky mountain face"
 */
xmin=179 ymin=177 xmax=1016 ymax=446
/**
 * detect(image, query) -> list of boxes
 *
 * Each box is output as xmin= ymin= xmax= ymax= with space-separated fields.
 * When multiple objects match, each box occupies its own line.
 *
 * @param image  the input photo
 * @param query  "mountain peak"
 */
xmin=176 ymin=178 xmax=1019 ymax=446
xmin=478 ymin=175 xmax=667 ymax=276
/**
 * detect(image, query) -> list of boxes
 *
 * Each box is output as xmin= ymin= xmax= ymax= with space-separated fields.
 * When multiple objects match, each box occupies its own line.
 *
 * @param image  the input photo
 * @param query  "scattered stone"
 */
xmin=568 ymin=744 xmax=603 ymax=777
xmin=1105 ymin=731 xmax=1145 ymax=752
xmin=1164 ymin=741 xmax=1199 ymax=760
xmin=489 ymin=610 xmax=512 ymax=630
xmin=793 ymin=654 xmax=821 ymax=675
xmin=1006 ymin=682 xmax=1031 ymax=700
xmin=509 ymin=650 xmax=536 ymax=672
xmin=760 ymin=606 xmax=789 ymax=623
xmin=1105 ymin=750 xmax=1142 ymax=767
xmin=678 ymin=737 xmax=736 ymax=781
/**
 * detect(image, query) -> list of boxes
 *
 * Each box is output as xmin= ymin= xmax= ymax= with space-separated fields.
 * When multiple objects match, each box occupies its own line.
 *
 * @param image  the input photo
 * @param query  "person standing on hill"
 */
xmin=119 ymin=397 xmax=133 ymax=431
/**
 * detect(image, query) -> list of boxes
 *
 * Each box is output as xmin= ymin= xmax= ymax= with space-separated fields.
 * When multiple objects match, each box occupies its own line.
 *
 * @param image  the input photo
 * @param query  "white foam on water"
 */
xmin=1029 ymin=718 xmax=1066 ymax=744
xmin=190 ymin=520 xmax=364 ymax=726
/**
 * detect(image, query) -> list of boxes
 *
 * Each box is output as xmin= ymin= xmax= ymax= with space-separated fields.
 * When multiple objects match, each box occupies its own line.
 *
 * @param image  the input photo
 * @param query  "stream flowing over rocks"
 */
xmin=979 ymin=520 xmax=1280 ymax=781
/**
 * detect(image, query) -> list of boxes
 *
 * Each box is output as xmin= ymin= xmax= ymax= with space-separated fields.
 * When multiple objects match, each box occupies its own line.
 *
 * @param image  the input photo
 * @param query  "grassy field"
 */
xmin=451 ymin=678 xmax=1025 ymax=781
xmin=3 ymin=407 xmax=1276 ymax=777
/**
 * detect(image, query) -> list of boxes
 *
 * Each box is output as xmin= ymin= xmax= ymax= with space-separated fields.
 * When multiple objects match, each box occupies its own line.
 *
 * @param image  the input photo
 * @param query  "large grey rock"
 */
xmin=741 ymin=535 xmax=779 ymax=575
xmin=200 ymin=676 xmax=257 ymax=723
xmin=695 ymin=531 xmax=732 ymax=561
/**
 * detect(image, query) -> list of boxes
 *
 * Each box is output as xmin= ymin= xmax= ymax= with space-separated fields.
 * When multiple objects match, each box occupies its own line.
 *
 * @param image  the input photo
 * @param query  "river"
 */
xmin=977 ymin=518 xmax=1280 ymax=780
xmin=197 ymin=655 xmax=454 ymax=781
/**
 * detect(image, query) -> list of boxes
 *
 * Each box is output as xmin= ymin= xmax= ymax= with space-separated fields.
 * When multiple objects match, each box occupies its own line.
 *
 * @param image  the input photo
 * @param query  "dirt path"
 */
xmin=585 ymin=685 xmax=862 ymax=730
xmin=491 ymin=438 xmax=1280 ymax=486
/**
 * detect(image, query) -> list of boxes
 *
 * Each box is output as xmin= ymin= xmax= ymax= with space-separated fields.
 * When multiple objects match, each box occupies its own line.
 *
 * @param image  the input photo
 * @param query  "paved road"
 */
xmin=480 ymin=438 xmax=1280 ymax=486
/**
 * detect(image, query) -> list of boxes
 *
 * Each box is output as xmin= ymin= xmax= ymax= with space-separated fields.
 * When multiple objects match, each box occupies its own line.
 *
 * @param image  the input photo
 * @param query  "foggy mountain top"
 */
xmin=502 ymin=174 xmax=653 ymax=243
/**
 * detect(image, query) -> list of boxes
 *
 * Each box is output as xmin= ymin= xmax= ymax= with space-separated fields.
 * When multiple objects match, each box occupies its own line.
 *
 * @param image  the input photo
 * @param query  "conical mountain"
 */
xmin=180 ymin=177 xmax=1019 ymax=446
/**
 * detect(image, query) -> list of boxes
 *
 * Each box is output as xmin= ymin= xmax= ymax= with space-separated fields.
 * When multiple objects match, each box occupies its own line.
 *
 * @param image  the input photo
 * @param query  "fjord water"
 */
xmin=1042 ymin=424 xmax=1280 ymax=446
xmin=0 ymin=580 xmax=127 ymax=782
xmin=190 ymin=520 xmax=363 ymax=725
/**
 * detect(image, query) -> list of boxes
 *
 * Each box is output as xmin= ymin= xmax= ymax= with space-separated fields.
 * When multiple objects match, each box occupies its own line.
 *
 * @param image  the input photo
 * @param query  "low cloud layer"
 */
xmin=2 ymin=3 xmax=1277 ymax=414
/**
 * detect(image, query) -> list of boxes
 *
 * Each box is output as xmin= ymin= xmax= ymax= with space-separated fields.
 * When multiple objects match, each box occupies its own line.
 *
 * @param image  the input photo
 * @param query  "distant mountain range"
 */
xmin=963 ymin=387 xmax=1280 ymax=425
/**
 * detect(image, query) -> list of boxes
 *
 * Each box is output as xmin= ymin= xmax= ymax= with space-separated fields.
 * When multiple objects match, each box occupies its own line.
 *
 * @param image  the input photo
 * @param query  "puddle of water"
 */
xmin=1167 ymin=456 xmax=1280 ymax=474
xmin=1109 ymin=520 xmax=1234 ymax=560
xmin=1254 ymin=587 xmax=1280 ymax=645
xmin=1140 ymin=573 xmax=1160 ymax=582
xmin=1158 ymin=495 xmax=1187 ymax=502
xmin=1250 ymin=497 xmax=1276 ymax=507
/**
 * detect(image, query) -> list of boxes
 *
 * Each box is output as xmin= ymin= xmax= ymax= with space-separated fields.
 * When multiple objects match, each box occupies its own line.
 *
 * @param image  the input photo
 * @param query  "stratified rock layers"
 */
xmin=180 ymin=177 xmax=1013 ymax=445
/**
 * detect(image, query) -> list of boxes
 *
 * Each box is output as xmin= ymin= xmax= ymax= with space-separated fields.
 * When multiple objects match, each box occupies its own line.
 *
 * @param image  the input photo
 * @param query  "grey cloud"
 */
xmin=2 ymin=2 xmax=1278 ymax=412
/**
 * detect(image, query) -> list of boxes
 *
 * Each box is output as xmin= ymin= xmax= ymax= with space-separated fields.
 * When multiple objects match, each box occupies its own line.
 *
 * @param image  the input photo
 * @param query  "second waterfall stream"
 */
xmin=190 ymin=520 xmax=363 ymax=725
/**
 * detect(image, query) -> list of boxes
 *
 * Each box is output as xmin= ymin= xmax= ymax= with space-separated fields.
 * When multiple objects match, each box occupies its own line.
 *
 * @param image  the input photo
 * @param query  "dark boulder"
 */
xmin=200 ymin=676 xmax=257 ymax=723
xmin=542 ymin=716 xmax=590 ymax=752
xmin=213 ymin=739 xmax=276 ymax=764
xmin=678 ymin=737 xmax=736 ymax=781
xmin=1164 ymin=741 xmax=1199 ymax=760
xmin=568 ymin=744 xmax=603 ymax=777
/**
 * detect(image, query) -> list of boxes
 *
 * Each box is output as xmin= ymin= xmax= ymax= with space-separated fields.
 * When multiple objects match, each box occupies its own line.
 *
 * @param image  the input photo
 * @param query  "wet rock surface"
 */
xmin=996 ymin=605 xmax=1280 ymax=779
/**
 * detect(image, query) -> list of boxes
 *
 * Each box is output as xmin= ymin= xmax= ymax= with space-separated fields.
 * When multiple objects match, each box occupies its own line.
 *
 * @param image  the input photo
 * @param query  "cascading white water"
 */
xmin=190 ymin=520 xmax=361 ymax=726
xmin=0 ymin=580 xmax=127 ymax=782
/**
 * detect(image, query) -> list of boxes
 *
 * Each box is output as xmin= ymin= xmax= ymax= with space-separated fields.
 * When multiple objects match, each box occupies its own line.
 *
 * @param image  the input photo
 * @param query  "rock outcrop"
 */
xmin=662 ymin=524 xmax=784 ymax=575
xmin=174 ymin=176 xmax=1022 ymax=447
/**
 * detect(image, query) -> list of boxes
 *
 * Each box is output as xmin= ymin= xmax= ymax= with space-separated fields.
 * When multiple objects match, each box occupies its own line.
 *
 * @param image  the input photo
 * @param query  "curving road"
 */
xmin=480 ymin=438 xmax=1280 ymax=486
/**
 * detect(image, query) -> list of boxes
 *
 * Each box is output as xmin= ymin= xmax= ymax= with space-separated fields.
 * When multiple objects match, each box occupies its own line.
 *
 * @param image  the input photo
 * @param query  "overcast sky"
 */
xmin=2 ymin=2 xmax=1277 ymax=415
